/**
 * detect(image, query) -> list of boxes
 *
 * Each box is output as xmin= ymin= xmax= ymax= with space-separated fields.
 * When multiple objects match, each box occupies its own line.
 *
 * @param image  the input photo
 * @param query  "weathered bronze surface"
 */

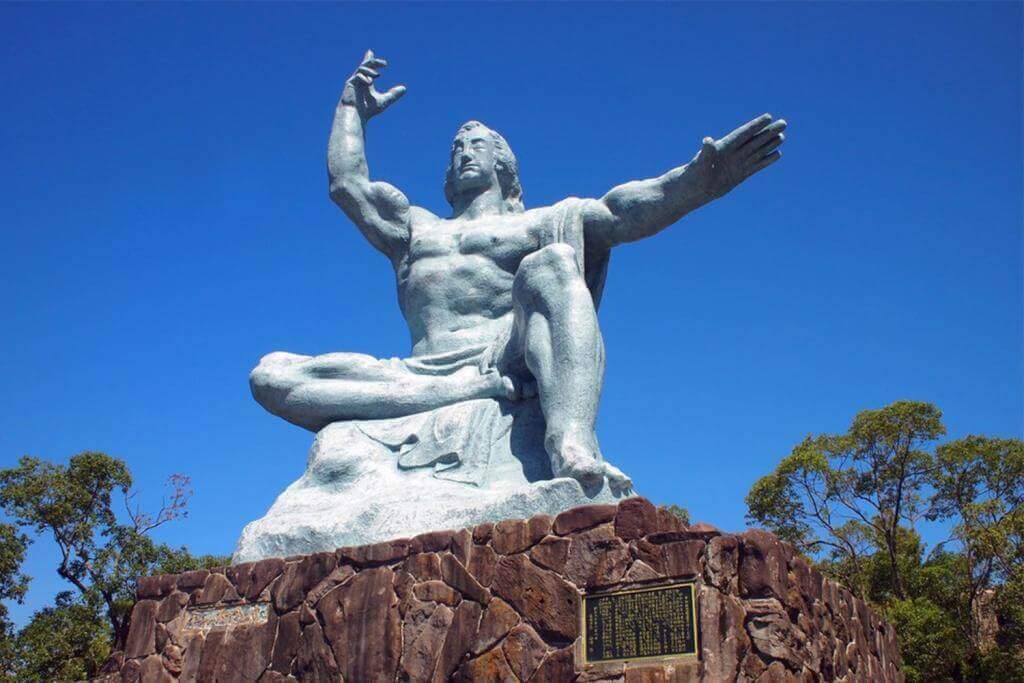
xmin=583 ymin=582 xmax=698 ymax=663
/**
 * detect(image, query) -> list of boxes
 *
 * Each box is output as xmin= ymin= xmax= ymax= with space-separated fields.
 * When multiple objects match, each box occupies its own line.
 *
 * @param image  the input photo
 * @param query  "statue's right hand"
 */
xmin=340 ymin=50 xmax=407 ymax=120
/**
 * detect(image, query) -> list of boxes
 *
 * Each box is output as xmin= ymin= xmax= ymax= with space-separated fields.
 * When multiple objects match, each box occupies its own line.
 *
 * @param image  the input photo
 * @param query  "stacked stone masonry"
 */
xmin=93 ymin=498 xmax=903 ymax=682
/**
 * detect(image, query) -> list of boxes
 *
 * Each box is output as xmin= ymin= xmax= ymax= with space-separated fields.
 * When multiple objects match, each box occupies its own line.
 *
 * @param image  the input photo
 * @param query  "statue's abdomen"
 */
xmin=399 ymin=252 xmax=514 ymax=356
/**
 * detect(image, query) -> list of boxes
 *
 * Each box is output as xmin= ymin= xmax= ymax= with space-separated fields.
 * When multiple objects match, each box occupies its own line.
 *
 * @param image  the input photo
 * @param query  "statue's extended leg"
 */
xmin=250 ymin=351 xmax=512 ymax=432
xmin=511 ymin=244 xmax=619 ymax=488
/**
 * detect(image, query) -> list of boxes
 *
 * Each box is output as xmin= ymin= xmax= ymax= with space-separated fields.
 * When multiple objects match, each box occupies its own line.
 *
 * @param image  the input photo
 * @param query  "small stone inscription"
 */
xmin=583 ymin=583 xmax=697 ymax=663
xmin=184 ymin=602 xmax=269 ymax=634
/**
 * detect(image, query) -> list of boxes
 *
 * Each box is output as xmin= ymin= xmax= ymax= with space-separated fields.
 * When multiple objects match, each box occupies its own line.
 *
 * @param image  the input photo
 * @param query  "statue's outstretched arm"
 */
xmin=327 ymin=50 xmax=411 ymax=261
xmin=585 ymin=114 xmax=786 ymax=247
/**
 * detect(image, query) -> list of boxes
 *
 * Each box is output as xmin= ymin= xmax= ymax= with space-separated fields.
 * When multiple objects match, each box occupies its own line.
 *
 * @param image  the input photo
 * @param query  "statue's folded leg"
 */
xmin=510 ymin=244 xmax=629 ymax=490
xmin=250 ymin=350 xmax=513 ymax=432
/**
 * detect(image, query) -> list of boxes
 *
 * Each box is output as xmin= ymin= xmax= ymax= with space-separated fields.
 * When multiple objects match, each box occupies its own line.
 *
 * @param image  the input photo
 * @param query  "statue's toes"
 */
xmin=562 ymin=456 xmax=604 ymax=488
xmin=500 ymin=375 xmax=518 ymax=400
xmin=604 ymin=462 xmax=633 ymax=493
xmin=481 ymin=368 xmax=519 ymax=401
xmin=502 ymin=375 xmax=537 ymax=401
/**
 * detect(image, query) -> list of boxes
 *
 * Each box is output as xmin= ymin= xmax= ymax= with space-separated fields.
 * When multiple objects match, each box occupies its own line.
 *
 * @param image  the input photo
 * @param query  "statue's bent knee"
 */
xmin=515 ymin=244 xmax=583 ymax=297
xmin=250 ymin=352 xmax=304 ymax=409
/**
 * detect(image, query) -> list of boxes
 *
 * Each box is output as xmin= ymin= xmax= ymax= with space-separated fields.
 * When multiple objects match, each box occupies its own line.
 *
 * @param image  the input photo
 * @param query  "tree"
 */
xmin=886 ymin=597 xmax=965 ymax=683
xmin=746 ymin=401 xmax=1024 ymax=680
xmin=982 ymin=571 xmax=1024 ymax=681
xmin=11 ymin=592 xmax=110 ymax=683
xmin=5 ymin=541 xmax=226 ymax=682
xmin=0 ymin=524 xmax=29 ymax=683
xmin=746 ymin=400 xmax=944 ymax=600
xmin=0 ymin=452 xmax=229 ymax=659
xmin=930 ymin=436 xmax=1024 ymax=667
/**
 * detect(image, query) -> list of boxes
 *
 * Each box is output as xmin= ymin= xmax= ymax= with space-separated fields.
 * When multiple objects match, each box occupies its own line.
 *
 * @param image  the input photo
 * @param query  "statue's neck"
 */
xmin=452 ymin=184 xmax=506 ymax=220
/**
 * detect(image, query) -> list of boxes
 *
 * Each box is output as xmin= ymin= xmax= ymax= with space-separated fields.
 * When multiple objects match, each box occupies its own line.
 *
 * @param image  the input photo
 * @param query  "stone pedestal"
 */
xmin=233 ymin=400 xmax=632 ymax=563
xmin=95 ymin=498 xmax=903 ymax=682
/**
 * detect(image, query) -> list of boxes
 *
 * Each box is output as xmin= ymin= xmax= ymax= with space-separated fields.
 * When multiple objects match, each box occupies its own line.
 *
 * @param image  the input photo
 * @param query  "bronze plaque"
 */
xmin=583 ymin=582 xmax=698 ymax=663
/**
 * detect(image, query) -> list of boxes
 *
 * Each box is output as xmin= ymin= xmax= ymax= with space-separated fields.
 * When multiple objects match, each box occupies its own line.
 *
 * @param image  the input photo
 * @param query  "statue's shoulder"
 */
xmin=555 ymin=196 xmax=601 ymax=213
xmin=522 ymin=197 xmax=594 ymax=220
xmin=409 ymin=205 xmax=441 ymax=225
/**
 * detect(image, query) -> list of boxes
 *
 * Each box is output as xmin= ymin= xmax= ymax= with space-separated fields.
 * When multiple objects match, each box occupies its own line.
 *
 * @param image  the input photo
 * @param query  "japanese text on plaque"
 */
xmin=583 ymin=583 xmax=697 ymax=663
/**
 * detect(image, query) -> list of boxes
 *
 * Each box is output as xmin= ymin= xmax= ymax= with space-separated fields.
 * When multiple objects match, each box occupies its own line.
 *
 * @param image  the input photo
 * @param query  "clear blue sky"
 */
xmin=2 ymin=2 xmax=1020 ymax=627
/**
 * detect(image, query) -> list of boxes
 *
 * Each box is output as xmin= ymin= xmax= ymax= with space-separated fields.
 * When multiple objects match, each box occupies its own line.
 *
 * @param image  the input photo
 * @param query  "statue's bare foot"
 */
xmin=546 ymin=427 xmax=605 ymax=488
xmin=603 ymin=462 xmax=633 ymax=494
xmin=478 ymin=367 xmax=518 ymax=401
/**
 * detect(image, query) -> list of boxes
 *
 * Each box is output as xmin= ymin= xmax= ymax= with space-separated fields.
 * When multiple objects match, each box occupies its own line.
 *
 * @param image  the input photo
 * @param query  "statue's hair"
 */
xmin=444 ymin=121 xmax=524 ymax=213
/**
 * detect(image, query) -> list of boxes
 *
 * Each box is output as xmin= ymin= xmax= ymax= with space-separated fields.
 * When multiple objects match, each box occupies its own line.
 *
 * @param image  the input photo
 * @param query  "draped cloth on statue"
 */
xmin=356 ymin=197 xmax=610 ymax=487
xmin=355 ymin=346 xmax=502 ymax=487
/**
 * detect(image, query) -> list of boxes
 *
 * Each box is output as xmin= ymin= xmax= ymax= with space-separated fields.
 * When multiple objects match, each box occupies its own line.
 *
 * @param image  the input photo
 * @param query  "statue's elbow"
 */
xmin=328 ymin=176 xmax=360 ymax=208
xmin=328 ymin=180 xmax=346 ymax=207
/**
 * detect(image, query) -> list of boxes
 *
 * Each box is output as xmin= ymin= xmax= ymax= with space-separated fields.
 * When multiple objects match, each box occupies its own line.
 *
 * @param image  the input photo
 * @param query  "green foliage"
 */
xmin=746 ymin=400 xmax=945 ymax=600
xmin=10 ymin=592 xmax=110 ymax=683
xmin=744 ymin=438 xmax=824 ymax=549
xmin=746 ymin=400 xmax=1024 ymax=681
xmin=154 ymin=547 xmax=229 ymax=575
xmin=887 ymin=597 xmax=965 ymax=682
xmin=0 ymin=525 xmax=30 ymax=612
xmin=0 ymin=453 xmax=132 ymax=549
xmin=0 ymin=524 xmax=30 ymax=683
xmin=0 ymin=453 xmax=198 ymax=647
xmin=982 ymin=571 xmax=1024 ymax=680
xmin=0 ymin=451 xmax=229 ymax=681
xmin=931 ymin=437 xmax=1024 ymax=584
xmin=664 ymin=504 xmax=690 ymax=526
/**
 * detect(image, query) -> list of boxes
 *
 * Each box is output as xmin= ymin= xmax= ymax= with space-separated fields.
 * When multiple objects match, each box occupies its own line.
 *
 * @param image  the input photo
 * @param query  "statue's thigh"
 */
xmin=303 ymin=351 xmax=404 ymax=381
xmin=498 ymin=298 xmax=534 ymax=379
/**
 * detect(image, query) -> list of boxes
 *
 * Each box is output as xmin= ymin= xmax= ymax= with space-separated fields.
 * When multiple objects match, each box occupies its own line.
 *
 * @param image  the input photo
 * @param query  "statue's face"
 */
xmin=450 ymin=126 xmax=498 ymax=195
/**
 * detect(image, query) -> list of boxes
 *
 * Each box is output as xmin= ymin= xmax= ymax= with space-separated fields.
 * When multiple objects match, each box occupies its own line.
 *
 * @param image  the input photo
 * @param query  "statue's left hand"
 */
xmin=691 ymin=114 xmax=786 ymax=199
xmin=340 ymin=49 xmax=407 ymax=121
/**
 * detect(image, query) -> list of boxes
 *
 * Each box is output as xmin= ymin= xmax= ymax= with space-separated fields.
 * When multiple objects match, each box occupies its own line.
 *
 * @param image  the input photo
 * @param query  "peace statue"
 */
xmin=234 ymin=51 xmax=786 ymax=562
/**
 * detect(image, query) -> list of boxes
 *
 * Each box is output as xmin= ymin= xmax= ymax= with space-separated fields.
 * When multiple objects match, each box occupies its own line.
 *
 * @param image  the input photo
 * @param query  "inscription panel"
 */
xmin=583 ymin=582 xmax=698 ymax=664
xmin=184 ymin=602 xmax=269 ymax=634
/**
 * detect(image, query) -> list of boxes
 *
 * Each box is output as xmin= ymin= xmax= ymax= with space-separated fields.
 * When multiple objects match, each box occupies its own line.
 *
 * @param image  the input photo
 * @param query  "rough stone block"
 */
xmin=615 ymin=497 xmax=660 ymax=540
xmin=97 ymin=498 xmax=905 ymax=683
xmin=553 ymin=503 xmax=618 ymax=535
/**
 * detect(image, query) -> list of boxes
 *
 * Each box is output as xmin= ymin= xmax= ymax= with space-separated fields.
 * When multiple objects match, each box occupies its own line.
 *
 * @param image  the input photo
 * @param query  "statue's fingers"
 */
xmin=362 ymin=49 xmax=374 ymax=63
xmin=723 ymin=113 xmax=773 ymax=147
xmin=365 ymin=56 xmax=388 ymax=69
xmin=357 ymin=66 xmax=380 ymax=79
xmin=745 ymin=133 xmax=784 ymax=160
xmin=352 ymin=72 xmax=372 ymax=86
xmin=746 ymin=150 xmax=782 ymax=175
xmin=379 ymin=84 xmax=407 ymax=110
xmin=741 ymin=119 xmax=786 ymax=151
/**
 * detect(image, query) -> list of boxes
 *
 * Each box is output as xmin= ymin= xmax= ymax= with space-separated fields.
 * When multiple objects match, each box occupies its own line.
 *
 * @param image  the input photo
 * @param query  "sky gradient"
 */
xmin=2 ymin=2 xmax=1021 ymax=626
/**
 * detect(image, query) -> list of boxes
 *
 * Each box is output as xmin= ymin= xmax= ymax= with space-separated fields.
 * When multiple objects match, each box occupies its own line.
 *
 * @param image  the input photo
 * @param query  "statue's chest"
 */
xmin=409 ymin=216 xmax=547 ymax=269
xmin=408 ymin=230 xmax=459 ymax=261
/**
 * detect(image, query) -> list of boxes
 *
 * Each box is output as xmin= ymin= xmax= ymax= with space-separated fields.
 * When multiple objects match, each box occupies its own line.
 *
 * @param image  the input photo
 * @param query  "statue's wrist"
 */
xmin=338 ymin=85 xmax=364 ymax=113
xmin=693 ymin=171 xmax=718 ymax=201
xmin=699 ymin=181 xmax=720 ymax=200
xmin=337 ymin=100 xmax=372 ymax=124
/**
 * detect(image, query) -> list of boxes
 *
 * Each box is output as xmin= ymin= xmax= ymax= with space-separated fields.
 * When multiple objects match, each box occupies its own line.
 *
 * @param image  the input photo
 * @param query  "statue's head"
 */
xmin=444 ymin=121 xmax=524 ymax=213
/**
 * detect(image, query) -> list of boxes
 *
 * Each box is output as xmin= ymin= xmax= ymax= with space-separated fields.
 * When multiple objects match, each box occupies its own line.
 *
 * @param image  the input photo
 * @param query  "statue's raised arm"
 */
xmin=327 ymin=50 xmax=411 ymax=261
xmin=584 ymin=114 xmax=787 ymax=247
